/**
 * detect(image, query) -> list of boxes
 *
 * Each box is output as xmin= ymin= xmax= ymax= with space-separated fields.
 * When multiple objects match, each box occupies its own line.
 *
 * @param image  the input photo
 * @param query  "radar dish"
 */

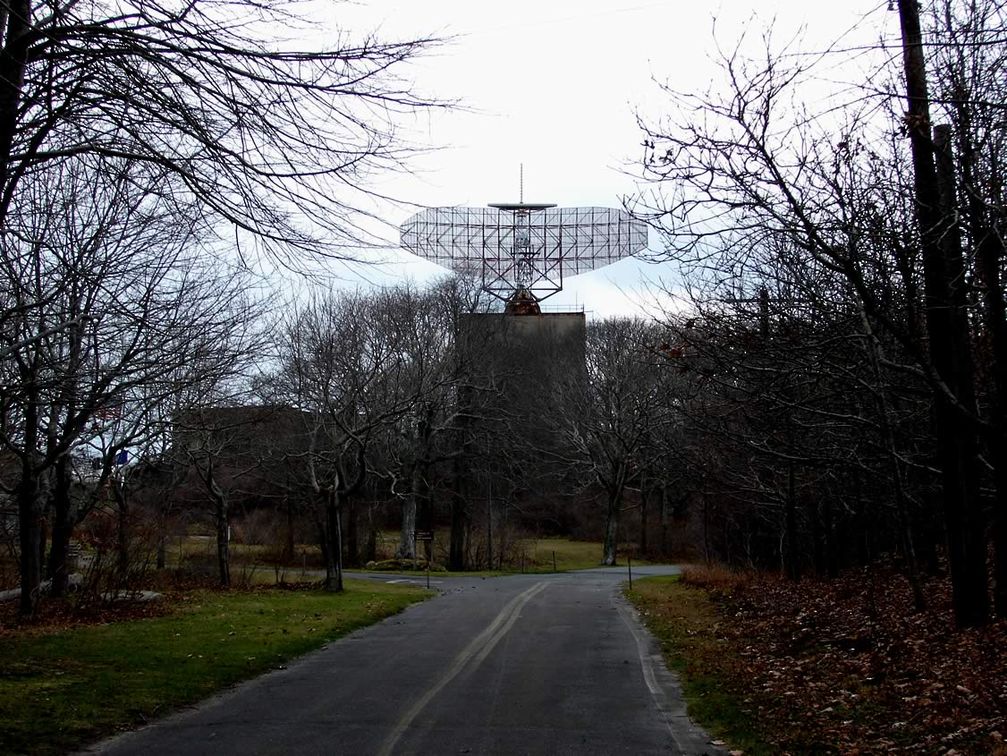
xmin=400 ymin=204 xmax=648 ymax=303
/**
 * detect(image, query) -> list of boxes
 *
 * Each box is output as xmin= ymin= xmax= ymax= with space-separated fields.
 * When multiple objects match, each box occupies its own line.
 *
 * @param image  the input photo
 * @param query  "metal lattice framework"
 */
xmin=400 ymin=204 xmax=648 ymax=302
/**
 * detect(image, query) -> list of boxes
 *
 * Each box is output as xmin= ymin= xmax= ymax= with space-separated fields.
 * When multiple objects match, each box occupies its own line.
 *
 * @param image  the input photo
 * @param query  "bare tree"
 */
xmin=367 ymin=283 xmax=472 ymax=564
xmin=271 ymin=289 xmax=418 ymax=591
xmin=0 ymin=0 xmax=446 ymax=613
xmin=0 ymin=0 xmax=445 ymax=267
xmin=632 ymin=4 xmax=1007 ymax=625
xmin=548 ymin=317 xmax=678 ymax=566
xmin=0 ymin=155 xmax=258 ymax=612
xmin=926 ymin=0 xmax=1007 ymax=615
xmin=175 ymin=400 xmax=295 ymax=588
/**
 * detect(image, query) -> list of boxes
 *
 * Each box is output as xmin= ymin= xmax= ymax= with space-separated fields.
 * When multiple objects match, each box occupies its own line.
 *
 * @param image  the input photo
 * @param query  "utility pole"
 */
xmin=896 ymin=0 xmax=986 ymax=627
xmin=721 ymin=287 xmax=774 ymax=338
xmin=759 ymin=287 xmax=770 ymax=339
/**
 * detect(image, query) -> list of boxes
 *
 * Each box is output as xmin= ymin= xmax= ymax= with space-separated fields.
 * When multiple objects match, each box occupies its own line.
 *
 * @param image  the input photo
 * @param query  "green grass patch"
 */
xmin=522 ymin=536 xmax=654 ymax=572
xmin=625 ymin=575 xmax=771 ymax=755
xmin=168 ymin=533 xmax=649 ymax=580
xmin=173 ymin=531 xmax=653 ymax=579
xmin=358 ymin=537 xmax=642 ymax=577
xmin=0 ymin=580 xmax=429 ymax=755
xmin=524 ymin=537 xmax=607 ymax=572
xmin=365 ymin=531 xmax=610 ymax=573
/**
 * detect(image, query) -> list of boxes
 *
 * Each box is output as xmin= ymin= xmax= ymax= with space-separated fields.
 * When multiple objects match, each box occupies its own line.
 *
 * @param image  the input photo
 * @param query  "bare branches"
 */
xmin=0 ymin=0 xmax=449 ymax=271
xmin=0 ymin=151 xmax=263 ymax=611
xmin=632 ymin=1 xmax=1007 ymax=618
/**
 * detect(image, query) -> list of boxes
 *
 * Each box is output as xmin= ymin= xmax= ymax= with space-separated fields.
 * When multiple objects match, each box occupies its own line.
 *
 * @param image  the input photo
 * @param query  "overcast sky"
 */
xmin=322 ymin=1 xmax=895 ymax=318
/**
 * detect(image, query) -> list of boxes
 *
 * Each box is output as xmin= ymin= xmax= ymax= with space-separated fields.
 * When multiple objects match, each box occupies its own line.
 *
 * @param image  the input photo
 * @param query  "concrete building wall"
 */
xmin=459 ymin=312 xmax=586 ymax=399
xmin=457 ymin=311 xmax=587 ymax=477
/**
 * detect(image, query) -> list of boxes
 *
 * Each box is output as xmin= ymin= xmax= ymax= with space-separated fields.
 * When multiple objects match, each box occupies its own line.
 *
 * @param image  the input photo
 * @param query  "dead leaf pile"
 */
xmin=0 ymin=594 xmax=171 ymax=637
xmin=682 ymin=564 xmax=1007 ymax=754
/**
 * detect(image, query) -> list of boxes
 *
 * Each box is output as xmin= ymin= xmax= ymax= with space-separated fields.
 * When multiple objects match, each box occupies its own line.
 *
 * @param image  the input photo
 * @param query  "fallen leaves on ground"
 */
xmin=0 ymin=594 xmax=172 ymax=637
xmin=681 ymin=564 xmax=1007 ymax=754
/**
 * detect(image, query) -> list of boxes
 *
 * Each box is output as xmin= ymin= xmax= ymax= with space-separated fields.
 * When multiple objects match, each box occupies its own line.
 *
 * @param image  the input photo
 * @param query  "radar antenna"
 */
xmin=400 ymin=182 xmax=647 ymax=308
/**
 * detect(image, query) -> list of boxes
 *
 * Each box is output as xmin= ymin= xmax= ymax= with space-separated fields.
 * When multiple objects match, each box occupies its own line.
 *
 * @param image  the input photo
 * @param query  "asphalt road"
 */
xmin=86 ymin=567 xmax=724 ymax=755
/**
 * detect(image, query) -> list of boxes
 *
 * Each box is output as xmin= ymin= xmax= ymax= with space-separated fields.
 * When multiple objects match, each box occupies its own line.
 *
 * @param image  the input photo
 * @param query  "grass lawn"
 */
xmin=365 ymin=532 xmax=621 ymax=574
xmin=625 ymin=575 xmax=770 ymax=755
xmin=0 ymin=580 xmax=429 ymax=755
xmin=524 ymin=536 xmax=623 ymax=572
xmin=363 ymin=535 xmax=647 ymax=576
xmin=163 ymin=532 xmax=652 ymax=581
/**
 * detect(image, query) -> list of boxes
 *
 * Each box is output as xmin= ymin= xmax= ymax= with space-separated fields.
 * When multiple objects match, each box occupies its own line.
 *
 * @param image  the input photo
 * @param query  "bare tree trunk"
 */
xmin=486 ymin=486 xmax=493 ymax=570
xmin=450 ymin=405 xmax=468 ymax=571
xmin=0 ymin=0 xmax=31 ymax=203
xmin=322 ymin=489 xmax=344 ymax=593
xmin=398 ymin=498 xmax=417 ymax=560
xmin=860 ymin=307 xmax=926 ymax=609
xmin=192 ymin=453 xmax=232 ymax=589
xmin=345 ymin=500 xmax=358 ymax=567
xmin=365 ymin=503 xmax=377 ymax=563
xmin=934 ymin=124 xmax=986 ymax=625
xmin=333 ymin=498 xmax=343 ymax=592
xmin=702 ymin=493 xmax=711 ymax=565
xmin=397 ymin=467 xmax=420 ymax=559
xmin=156 ymin=494 xmax=174 ymax=571
xmin=283 ymin=495 xmax=295 ymax=563
xmin=17 ymin=393 xmax=43 ymax=616
xmin=214 ymin=493 xmax=230 ymax=589
xmin=992 ymin=437 xmax=1007 ymax=615
xmin=17 ymin=472 xmax=43 ymax=616
xmin=810 ymin=499 xmax=824 ymax=577
xmin=783 ymin=462 xmax=800 ymax=582
xmin=971 ymin=173 xmax=1007 ymax=616
xmin=955 ymin=73 xmax=1007 ymax=618
xmin=498 ymin=503 xmax=509 ymax=571
xmin=659 ymin=485 xmax=671 ymax=556
xmin=853 ymin=479 xmax=870 ymax=566
xmin=898 ymin=0 xmax=986 ymax=626
xmin=449 ymin=456 xmax=467 ymax=571
xmin=46 ymin=456 xmax=74 ymax=597
xmin=113 ymin=478 xmax=130 ymax=588
xmin=977 ymin=235 xmax=1007 ymax=615
xmin=601 ymin=489 xmax=621 ymax=566
xmin=823 ymin=496 xmax=837 ymax=579
xmin=639 ymin=482 xmax=649 ymax=556
xmin=449 ymin=492 xmax=466 ymax=571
